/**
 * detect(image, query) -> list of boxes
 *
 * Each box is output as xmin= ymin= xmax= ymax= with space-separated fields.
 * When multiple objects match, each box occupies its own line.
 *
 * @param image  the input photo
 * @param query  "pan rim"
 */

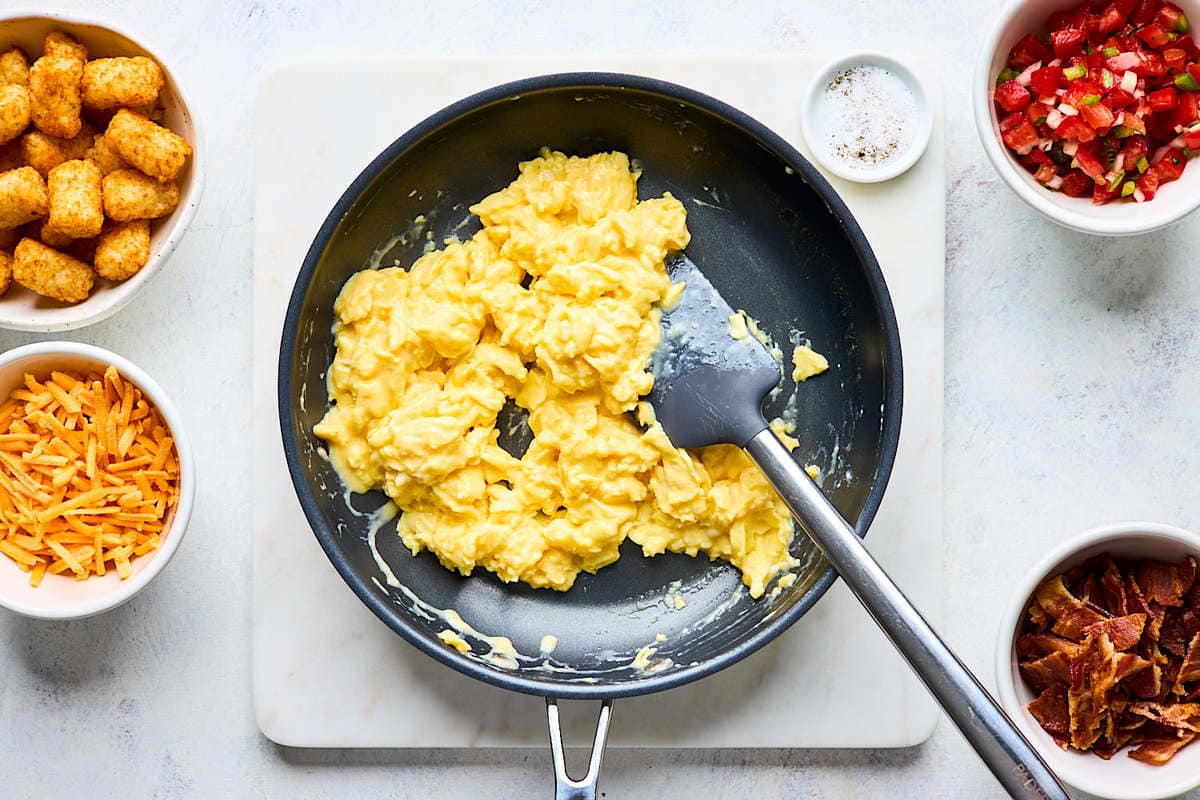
xmin=278 ymin=71 xmax=904 ymax=701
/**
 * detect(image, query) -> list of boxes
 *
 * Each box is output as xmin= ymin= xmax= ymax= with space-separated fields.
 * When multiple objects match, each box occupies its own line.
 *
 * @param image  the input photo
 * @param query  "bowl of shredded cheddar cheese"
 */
xmin=0 ymin=340 xmax=194 ymax=619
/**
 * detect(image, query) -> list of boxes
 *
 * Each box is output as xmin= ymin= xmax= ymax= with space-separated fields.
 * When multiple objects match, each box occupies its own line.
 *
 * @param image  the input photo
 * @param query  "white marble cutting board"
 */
xmin=252 ymin=56 xmax=944 ymax=748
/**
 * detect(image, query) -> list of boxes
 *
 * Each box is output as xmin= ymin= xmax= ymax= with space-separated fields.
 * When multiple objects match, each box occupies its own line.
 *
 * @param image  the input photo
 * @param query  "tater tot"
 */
xmin=47 ymin=159 xmax=102 ymax=238
xmin=82 ymin=57 xmax=163 ymax=111
xmin=34 ymin=218 xmax=75 ymax=249
xmin=94 ymin=219 xmax=149 ymax=281
xmin=104 ymin=109 xmax=190 ymax=182
xmin=29 ymin=55 xmax=83 ymax=139
xmin=0 ymin=166 xmax=48 ymax=229
xmin=13 ymin=237 xmax=93 ymax=303
xmin=21 ymin=124 xmax=95 ymax=176
xmin=102 ymin=168 xmax=179 ymax=220
xmin=85 ymin=133 xmax=127 ymax=174
xmin=0 ymin=249 xmax=11 ymax=295
xmin=43 ymin=32 xmax=87 ymax=64
xmin=0 ymin=47 xmax=29 ymax=86
xmin=0 ymin=84 xmax=31 ymax=145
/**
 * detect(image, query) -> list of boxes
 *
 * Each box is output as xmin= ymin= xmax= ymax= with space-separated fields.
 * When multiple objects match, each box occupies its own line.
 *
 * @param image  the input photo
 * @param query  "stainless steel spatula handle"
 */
xmin=745 ymin=429 xmax=1070 ymax=800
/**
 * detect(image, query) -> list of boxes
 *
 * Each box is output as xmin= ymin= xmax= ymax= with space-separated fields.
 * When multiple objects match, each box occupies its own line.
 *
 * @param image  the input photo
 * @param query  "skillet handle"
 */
xmin=546 ymin=698 xmax=613 ymax=800
xmin=745 ymin=429 xmax=1070 ymax=800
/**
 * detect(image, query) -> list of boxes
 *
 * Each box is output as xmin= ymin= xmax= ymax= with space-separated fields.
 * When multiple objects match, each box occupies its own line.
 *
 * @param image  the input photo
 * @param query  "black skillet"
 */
xmin=278 ymin=74 xmax=1063 ymax=799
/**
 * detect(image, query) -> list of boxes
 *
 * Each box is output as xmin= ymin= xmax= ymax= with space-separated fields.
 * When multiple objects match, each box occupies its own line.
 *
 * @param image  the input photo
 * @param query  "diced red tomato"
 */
xmin=1060 ymin=170 xmax=1095 ymax=196
xmin=1028 ymin=102 xmax=1056 ymax=126
xmin=1074 ymin=140 xmax=1107 ymax=177
xmin=1173 ymin=91 xmax=1200 ymax=125
xmin=1163 ymin=46 xmax=1188 ymax=72
xmin=999 ymin=111 xmax=1025 ymax=132
xmin=1010 ymin=34 xmax=1053 ymax=69
xmin=1002 ymin=119 xmax=1040 ymax=153
xmin=1099 ymin=3 xmax=1128 ymax=34
xmin=1148 ymin=86 xmax=1179 ymax=110
xmin=1064 ymin=80 xmax=1103 ymax=107
xmin=1030 ymin=66 xmax=1064 ymax=96
xmin=1155 ymin=3 xmax=1188 ymax=33
xmin=1155 ymin=147 xmax=1188 ymax=181
xmin=1137 ymin=166 xmax=1161 ymax=198
xmin=1117 ymin=110 xmax=1147 ymax=134
xmin=1184 ymin=129 xmax=1200 ymax=148
xmin=1034 ymin=163 xmax=1059 ymax=184
xmin=1080 ymin=100 xmax=1117 ymax=130
xmin=1106 ymin=87 xmax=1137 ymax=108
xmin=1137 ymin=23 xmax=1173 ymax=49
xmin=1023 ymin=149 xmax=1053 ymax=168
xmin=995 ymin=80 xmax=1033 ymax=112
xmin=1179 ymin=36 xmax=1200 ymax=60
xmin=1189 ymin=62 xmax=1200 ymax=83
xmin=1052 ymin=28 xmax=1089 ymax=58
xmin=1121 ymin=135 xmax=1150 ymax=165
xmin=1131 ymin=0 xmax=1165 ymax=26
xmin=1114 ymin=0 xmax=1139 ymax=17
xmin=1093 ymin=180 xmax=1122 ymax=203
xmin=1132 ymin=50 xmax=1167 ymax=76
xmin=1058 ymin=115 xmax=1098 ymax=142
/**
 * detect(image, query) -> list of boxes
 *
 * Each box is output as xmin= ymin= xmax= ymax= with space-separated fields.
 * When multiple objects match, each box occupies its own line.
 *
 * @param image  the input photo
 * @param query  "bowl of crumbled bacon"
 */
xmin=996 ymin=521 xmax=1200 ymax=800
xmin=0 ymin=341 xmax=194 ymax=619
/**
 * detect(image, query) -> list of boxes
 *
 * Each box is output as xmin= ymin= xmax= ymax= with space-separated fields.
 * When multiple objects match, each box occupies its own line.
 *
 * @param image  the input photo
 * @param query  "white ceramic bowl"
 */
xmin=0 ymin=10 xmax=204 ymax=331
xmin=800 ymin=52 xmax=933 ymax=183
xmin=995 ymin=522 xmax=1200 ymax=800
xmin=974 ymin=0 xmax=1200 ymax=235
xmin=0 ymin=342 xmax=195 ymax=619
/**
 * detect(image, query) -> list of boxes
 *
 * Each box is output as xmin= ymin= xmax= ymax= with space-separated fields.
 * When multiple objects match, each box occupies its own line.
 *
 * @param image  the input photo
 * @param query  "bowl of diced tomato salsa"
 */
xmin=976 ymin=0 xmax=1200 ymax=235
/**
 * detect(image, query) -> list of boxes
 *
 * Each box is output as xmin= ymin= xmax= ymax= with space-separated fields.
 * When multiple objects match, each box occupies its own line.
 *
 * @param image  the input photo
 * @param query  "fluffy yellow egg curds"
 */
xmin=316 ymin=150 xmax=801 ymax=598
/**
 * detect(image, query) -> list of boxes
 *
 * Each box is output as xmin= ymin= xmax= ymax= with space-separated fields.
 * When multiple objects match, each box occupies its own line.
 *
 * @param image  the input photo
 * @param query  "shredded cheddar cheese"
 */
xmin=0 ymin=366 xmax=180 ymax=585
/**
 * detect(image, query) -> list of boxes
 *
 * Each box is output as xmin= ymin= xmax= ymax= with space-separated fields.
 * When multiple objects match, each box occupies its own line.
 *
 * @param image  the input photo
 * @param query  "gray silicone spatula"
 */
xmin=648 ymin=255 xmax=1070 ymax=800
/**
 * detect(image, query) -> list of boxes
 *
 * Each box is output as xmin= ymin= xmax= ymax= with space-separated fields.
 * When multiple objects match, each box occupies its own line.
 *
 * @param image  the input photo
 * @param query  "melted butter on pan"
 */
xmin=366 ymin=505 xmax=523 ymax=670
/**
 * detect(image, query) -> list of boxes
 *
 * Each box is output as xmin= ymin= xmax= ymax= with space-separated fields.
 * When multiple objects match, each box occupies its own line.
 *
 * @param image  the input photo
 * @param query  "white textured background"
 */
xmin=0 ymin=1 xmax=1197 ymax=798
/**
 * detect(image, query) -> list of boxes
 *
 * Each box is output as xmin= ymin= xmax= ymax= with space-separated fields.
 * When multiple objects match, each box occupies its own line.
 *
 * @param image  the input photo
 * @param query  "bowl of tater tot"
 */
xmin=0 ymin=11 xmax=203 ymax=331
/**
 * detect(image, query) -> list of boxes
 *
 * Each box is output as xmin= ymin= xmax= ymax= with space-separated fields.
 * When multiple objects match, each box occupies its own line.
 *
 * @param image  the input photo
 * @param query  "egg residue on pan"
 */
xmin=315 ymin=148 xmax=817 ymax=598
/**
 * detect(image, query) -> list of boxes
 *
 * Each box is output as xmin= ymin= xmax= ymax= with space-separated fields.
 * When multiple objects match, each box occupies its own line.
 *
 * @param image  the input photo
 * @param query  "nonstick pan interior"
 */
xmin=279 ymin=73 xmax=902 ymax=699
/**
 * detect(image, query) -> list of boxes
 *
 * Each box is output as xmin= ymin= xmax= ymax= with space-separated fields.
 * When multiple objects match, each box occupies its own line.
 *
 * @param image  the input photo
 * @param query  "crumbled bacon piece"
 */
xmin=1140 ymin=560 xmax=1187 ymax=607
xmin=1083 ymin=614 xmax=1147 ymax=652
xmin=1029 ymin=684 xmax=1071 ymax=748
xmin=1019 ymin=552 xmax=1200 ymax=765
xmin=1037 ymin=574 xmax=1109 ymax=640
xmin=1129 ymin=734 xmax=1197 ymax=765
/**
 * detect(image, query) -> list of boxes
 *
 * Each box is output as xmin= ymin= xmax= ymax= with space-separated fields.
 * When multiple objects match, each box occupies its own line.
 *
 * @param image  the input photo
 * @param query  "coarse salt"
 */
xmin=814 ymin=65 xmax=918 ymax=171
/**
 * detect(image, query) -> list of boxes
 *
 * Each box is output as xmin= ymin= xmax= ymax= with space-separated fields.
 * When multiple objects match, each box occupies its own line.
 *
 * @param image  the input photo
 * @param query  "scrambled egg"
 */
xmin=792 ymin=345 xmax=829 ymax=382
xmin=314 ymin=149 xmax=799 ymax=598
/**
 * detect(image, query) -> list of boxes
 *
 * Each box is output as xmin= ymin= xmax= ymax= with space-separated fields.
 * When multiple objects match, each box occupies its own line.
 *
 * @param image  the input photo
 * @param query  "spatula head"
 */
xmin=647 ymin=254 xmax=782 ymax=449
